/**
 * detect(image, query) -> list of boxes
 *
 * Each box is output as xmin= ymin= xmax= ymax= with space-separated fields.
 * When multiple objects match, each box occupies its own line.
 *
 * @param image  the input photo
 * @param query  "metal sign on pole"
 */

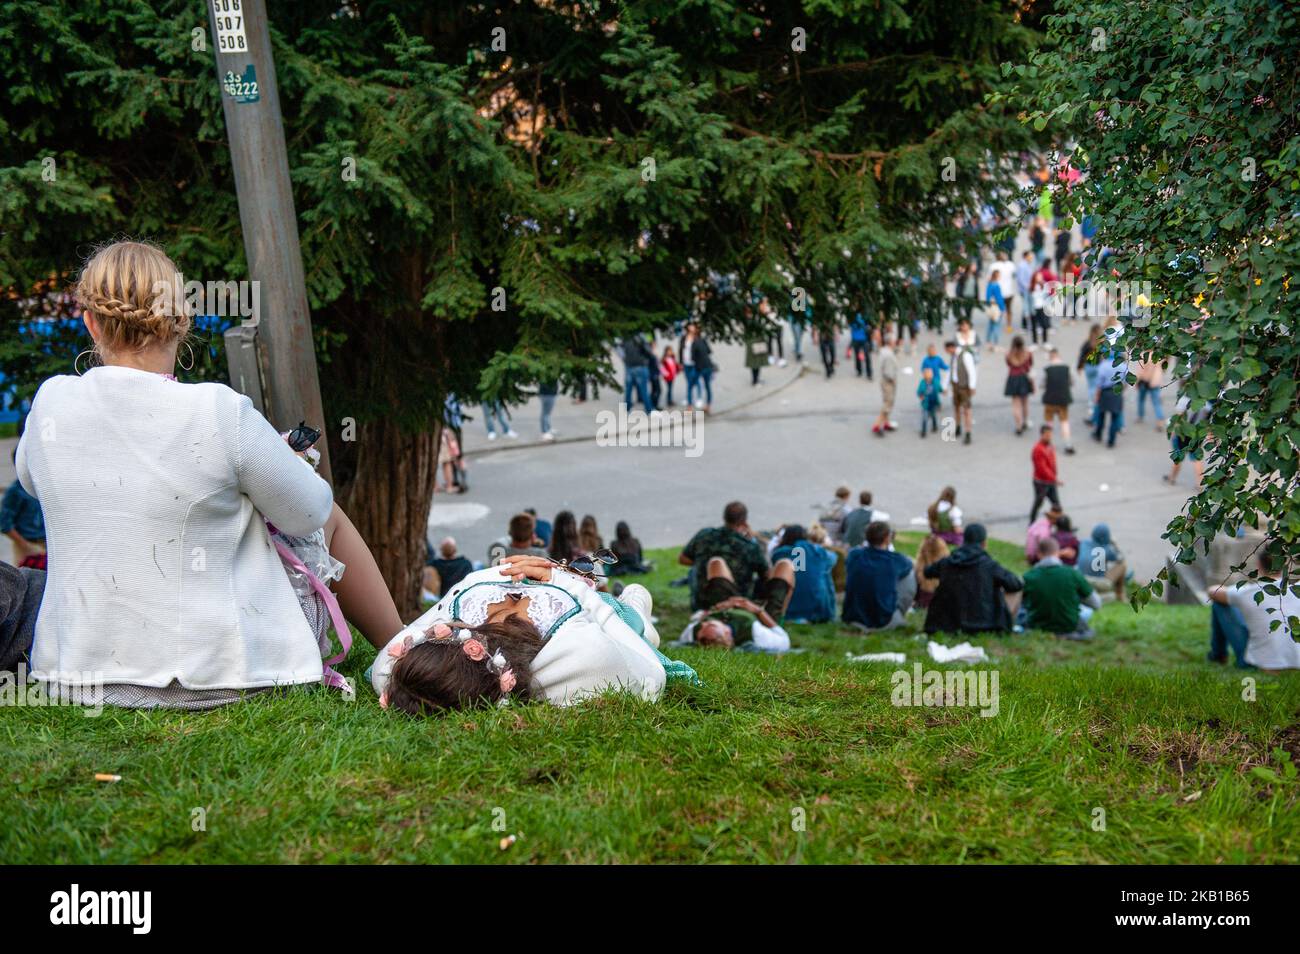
xmin=207 ymin=0 xmax=332 ymax=481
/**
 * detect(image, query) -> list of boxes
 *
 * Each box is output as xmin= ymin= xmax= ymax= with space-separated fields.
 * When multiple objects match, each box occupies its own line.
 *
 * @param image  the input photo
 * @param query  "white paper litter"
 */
xmin=845 ymin=651 xmax=907 ymax=664
xmin=926 ymin=640 xmax=989 ymax=664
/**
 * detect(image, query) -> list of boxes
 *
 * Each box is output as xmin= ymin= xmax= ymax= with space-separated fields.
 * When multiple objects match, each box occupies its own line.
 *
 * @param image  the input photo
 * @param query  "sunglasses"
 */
xmin=286 ymin=421 xmax=322 ymax=453
xmin=551 ymin=548 xmax=618 ymax=578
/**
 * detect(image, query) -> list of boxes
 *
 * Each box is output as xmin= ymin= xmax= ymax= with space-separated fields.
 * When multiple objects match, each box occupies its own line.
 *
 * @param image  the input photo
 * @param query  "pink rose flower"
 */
xmin=432 ymin=623 xmax=452 ymax=639
xmin=463 ymin=639 xmax=487 ymax=661
xmin=499 ymin=670 xmax=517 ymax=693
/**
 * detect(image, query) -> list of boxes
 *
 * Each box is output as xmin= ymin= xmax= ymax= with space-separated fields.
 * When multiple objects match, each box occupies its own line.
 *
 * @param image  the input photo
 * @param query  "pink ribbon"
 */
xmin=273 ymin=538 xmax=352 ymax=690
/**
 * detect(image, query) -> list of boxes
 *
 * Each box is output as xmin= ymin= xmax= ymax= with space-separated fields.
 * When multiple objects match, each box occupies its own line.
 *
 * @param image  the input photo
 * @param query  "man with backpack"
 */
xmin=945 ymin=334 xmax=978 ymax=445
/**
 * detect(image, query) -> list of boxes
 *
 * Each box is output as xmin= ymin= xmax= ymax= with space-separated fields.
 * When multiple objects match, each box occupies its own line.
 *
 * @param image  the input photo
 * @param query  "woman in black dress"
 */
xmin=1004 ymin=336 xmax=1034 ymax=435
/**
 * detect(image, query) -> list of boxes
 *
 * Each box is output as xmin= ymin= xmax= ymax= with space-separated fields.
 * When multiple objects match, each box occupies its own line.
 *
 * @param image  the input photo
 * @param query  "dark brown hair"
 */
xmin=865 ymin=520 xmax=892 ymax=547
xmin=508 ymin=512 xmax=535 ymax=545
xmin=386 ymin=616 xmax=546 ymax=715
xmin=549 ymin=510 xmax=580 ymax=562
xmin=578 ymin=514 xmax=603 ymax=553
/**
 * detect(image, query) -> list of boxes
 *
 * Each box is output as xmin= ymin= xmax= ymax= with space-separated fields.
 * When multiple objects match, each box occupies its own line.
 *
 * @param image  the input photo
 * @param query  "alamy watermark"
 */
xmin=50 ymin=884 xmax=151 ymax=934
xmin=0 ymin=664 xmax=104 ymax=717
xmin=1042 ymin=279 xmax=1152 ymax=326
xmin=151 ymin=273 xmax=260 ymax=324
xmin=891 ymin=663 xmax=999 ymax=717
xmin=595 ymin=405 xmax=704 ymax=458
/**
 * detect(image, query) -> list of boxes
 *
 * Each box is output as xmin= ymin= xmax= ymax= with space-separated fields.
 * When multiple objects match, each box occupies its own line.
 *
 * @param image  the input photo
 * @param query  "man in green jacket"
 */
xmin=1022 ymin=536 xmax=1101 ymax=640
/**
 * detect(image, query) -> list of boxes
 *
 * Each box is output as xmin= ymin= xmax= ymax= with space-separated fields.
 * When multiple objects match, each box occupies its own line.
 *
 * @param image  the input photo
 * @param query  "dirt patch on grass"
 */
xmin=1271 ymin=721 xmax=1300 ymax=762
xmin=1125 ymin=724 xmax=1257 ymax=776
xmin=759 ymin=719 xmax=834 ymax=741
xmin=521 ymin=763 xmax=572 ymax=787
xmin=938 ymin=745 xmax=980 ymax=769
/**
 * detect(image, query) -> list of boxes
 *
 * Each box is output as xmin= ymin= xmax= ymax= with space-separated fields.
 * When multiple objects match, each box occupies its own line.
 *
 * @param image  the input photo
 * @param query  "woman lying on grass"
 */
xmin=372 ymin=554 xmax=697 ymax=714
xmin=11 ymin=240 xmax=403 ymax=708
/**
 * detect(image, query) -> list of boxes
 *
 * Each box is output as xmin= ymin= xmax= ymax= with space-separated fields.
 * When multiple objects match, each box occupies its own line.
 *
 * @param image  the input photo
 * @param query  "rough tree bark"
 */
xmin=323 ymin=253 xmax=448 ymax=622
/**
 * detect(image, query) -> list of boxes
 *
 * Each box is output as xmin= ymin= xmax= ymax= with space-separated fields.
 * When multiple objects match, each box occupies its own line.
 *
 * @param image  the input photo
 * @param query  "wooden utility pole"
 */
xmin=206 ymin=0 xmax=332 ymax=480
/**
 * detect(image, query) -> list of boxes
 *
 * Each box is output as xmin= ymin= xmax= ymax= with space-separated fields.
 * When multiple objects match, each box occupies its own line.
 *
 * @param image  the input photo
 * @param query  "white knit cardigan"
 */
xmin=17 ymin=366 xmax=334 ymax=692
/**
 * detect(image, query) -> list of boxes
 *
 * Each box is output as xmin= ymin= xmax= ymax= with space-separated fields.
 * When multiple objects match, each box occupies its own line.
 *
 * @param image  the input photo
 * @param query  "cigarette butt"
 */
xmin=499 ymin=834 xmax=517 ymax=851
xmin=94 ymin=773 xmax=121 ymax=783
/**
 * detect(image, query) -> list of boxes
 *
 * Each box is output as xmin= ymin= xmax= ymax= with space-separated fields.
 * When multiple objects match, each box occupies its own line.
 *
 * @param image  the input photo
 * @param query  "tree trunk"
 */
xmin=337 ymin=416 xmax=439 ymax=620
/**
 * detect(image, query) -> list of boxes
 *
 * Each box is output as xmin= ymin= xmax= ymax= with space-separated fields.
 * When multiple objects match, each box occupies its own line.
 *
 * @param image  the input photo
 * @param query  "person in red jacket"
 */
xmin=1030 ymin=424 xmax=1063 ymax=524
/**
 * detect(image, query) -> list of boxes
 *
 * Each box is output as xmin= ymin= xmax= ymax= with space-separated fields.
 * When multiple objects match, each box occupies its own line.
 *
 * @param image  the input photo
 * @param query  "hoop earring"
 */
xmin=74 ymin=349 xmax=98 ymax=376
xmin=178 ymin=340 xmax=196 ymax=372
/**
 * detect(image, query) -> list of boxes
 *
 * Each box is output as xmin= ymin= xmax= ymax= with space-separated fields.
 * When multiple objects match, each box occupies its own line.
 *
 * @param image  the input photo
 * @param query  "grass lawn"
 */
xmin=3 ymin=535 xmax=1298 ymax=864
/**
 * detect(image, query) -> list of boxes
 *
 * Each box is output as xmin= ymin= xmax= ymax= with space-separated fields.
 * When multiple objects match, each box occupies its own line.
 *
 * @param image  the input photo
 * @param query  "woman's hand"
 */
xmin=497 ymin=555 xmax=553 ymax=583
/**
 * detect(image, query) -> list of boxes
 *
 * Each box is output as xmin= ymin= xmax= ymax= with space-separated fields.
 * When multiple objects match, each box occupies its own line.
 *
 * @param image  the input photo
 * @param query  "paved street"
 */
xmin=0 ymin=320 xmax=1192 ymax=580
xmin=436 ymin=316 xmax=1194 ymax=580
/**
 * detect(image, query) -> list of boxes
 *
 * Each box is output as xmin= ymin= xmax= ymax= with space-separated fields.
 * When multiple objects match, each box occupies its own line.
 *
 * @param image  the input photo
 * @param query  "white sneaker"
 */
xmin=541 ymin=431 xmax=556 ymax=441
xmin=694 ymin=400 xmax=704 ymax=410
xmin=619 ymin=583 xmax=660 ymax=648
xmin=778 ymin=358 xmax=788 ymax=367
xmin=487 ymin=432 xmax=498 ymax=441
xmin=505 ymin=429 xmax=520 ymax=438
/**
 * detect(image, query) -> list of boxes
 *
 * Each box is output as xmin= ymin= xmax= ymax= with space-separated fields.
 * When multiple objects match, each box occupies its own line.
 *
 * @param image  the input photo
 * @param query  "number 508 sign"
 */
xmin=211 ymin=0 xmax=249 ymax=53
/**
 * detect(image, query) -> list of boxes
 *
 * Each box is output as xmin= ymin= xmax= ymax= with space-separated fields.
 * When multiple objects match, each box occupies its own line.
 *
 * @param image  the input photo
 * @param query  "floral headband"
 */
xmin=371 ymin=621 xmax=517 ymax=710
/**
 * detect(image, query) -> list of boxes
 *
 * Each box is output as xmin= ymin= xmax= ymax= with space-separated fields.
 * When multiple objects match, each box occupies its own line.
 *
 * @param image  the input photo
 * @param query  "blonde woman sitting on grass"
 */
xmin=15 ymin=240 xmax=403 ymax=708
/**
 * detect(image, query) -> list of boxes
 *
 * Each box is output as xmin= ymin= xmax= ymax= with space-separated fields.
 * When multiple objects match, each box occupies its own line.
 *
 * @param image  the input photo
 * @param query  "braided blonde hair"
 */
xmin=74 ymin=240 xmax=192 ymax=356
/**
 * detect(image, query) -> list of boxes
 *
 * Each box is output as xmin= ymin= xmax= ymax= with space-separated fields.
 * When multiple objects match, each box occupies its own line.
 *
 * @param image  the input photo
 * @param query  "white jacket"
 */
xmin=18 ymin=366 xmax=334 ymax=692
xmin=404 ymin=566 xmax=665 ymax=705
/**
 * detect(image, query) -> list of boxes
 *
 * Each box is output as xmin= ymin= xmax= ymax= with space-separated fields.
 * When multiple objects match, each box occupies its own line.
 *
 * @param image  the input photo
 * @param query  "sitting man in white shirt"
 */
xmin=1208 ymin=549 xmax=1300 ymax=671
xmin=675 ymin=556 xmax=795 ymax=652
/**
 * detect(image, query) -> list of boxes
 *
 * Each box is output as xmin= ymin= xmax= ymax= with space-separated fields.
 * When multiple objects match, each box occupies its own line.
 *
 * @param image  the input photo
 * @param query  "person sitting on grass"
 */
xmin=1077 ymin=523 xmax=1128 ymax=602
xmin=374 ymin=555 xmax=697 ymax=713
xmin=842 ymin=521 xmax=916 ymax=631
xmin=1021 ymin=537 xmax=1102 ymax=641
xmin=838 ymin=489 xmax=875 ymax=548
xmin=923 ymin=524 xmax=1024 ymax=635
xmin=679 ymin=501 xmax=769 ymax=611
xmin=913 ymin=534 xmax=950 ymax=611
xmin=0 ymin=560 xmax=44 ymax=676
xmin=525 ymin=508 xmax=552 ymax=548
xmin=817 ymin=485 xmax=853 ymax=542
xmin=770 ymin=523 xmax=837 ymax=623
xmin=425 ymin=536 xmax=473 ymax=600
xmin=674 ymin=555 xmax=794 ymax=652
xmin=579 ymin=514 xmax=604 ymax=554
xmin=809 ymin=522 xmax=849 ymax=595
xmin=608 ymin=521 xmax=652 ymax=576
xmin=502 ymin=514 xmax=548 ymax=560
xmin=1 ymin=455 xmax=46 ymax=570
xmin=927 ymin=486 xmax=964 ymax=546
xmin=1207 ymin=549 xmax=1300 ymax=671
xmin=1053 ymin=514 xmax=1081 ymax=565
xmin=17 ymin=239 xmax=404 ymax=709
xmin=548 ymin=510 xmax=584 ymax=565
xmin=1026 ymin=503 xmax=1064 ymax=566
